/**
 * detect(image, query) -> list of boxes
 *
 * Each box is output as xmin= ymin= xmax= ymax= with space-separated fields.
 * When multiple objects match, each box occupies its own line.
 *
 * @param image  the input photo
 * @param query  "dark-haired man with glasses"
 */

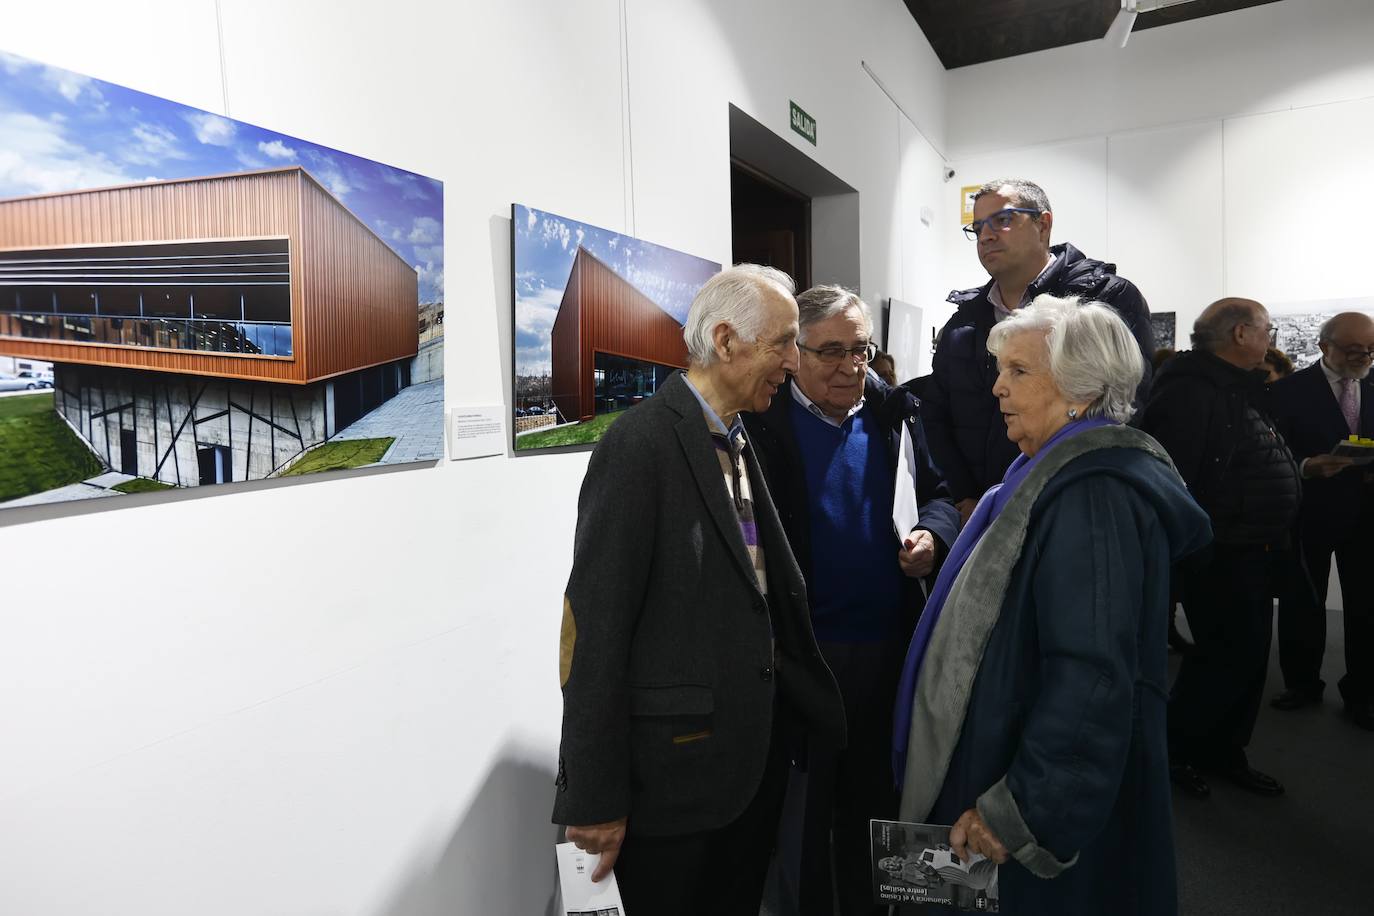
xmin=1271 ymin=311 xmax=1374 ymax=730
xmin=926 ymin=178 xmax=1155 ymax=523
xmin=744 ymin=285 xmax=958 ymax=916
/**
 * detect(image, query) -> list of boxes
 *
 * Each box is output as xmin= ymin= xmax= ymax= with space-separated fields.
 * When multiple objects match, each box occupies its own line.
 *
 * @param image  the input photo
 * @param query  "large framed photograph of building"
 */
xmin=512 ymin=204 xmax=719 ymax=451
xmin=0 ymin=50 xmax=444 ymax=509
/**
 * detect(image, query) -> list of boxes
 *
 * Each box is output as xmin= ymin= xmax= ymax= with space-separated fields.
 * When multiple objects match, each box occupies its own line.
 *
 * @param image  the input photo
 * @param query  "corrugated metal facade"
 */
xmin=549 ymin=247 xmax=689 ymax=421
xmin=0 ymin=167 xmax=418 ymax=384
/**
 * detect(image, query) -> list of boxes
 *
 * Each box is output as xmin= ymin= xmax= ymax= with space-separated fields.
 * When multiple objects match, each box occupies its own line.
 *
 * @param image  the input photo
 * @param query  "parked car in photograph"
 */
xmin=0 ymin=374 xmax=43 ymax=392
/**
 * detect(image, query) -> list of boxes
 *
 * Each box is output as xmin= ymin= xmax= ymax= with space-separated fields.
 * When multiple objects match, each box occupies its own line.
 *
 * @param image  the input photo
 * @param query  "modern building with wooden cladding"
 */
xmin=0 ymin=167 xmax=425 ymax=488
xmin=549 ymin=246 xmax=689 ymax=422
xmin=0 ymin=165 xmax=417 ymax=383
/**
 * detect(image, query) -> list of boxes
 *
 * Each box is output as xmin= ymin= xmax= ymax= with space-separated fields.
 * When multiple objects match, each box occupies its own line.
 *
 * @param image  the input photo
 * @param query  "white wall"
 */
xmin=0 ymin=1 xmax=948 ymax=913
xmin=941 ymin=0 xmax=1374 ymax=340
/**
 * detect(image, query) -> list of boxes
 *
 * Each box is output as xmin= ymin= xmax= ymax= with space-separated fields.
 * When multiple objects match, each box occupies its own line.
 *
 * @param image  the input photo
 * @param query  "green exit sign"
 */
xmin=790 ymin=101 xmax=816 ymax=145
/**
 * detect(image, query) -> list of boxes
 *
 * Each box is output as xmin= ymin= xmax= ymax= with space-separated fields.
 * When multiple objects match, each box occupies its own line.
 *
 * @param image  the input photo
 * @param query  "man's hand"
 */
xmin=1304 ymin=454 xmax=1355 ymax=478
xmin=899 ymin=530 xmax=937 ymax=578
xmin=955 ymin=497 xmax=978 ymax=525
xmin=566 ymin=818 xmax=627 ymax=882
xmin=949 ymin=808 xmax=1009 ymax=865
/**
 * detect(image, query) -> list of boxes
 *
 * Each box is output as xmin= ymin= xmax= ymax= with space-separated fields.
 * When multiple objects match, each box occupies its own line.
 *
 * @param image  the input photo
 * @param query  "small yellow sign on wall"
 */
xmin=960 ymin=185 xmax=981 ymax=225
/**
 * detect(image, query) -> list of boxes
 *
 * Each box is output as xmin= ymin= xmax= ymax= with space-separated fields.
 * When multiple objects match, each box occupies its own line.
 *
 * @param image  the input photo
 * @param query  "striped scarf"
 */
xmin=709 ymin=423 xmax=768 ymax=597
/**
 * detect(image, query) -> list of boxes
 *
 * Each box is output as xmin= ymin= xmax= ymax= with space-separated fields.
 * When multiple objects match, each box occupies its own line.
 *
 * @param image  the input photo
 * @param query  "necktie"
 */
xmin=1339 ymin=377 xmax=1359 ymax=435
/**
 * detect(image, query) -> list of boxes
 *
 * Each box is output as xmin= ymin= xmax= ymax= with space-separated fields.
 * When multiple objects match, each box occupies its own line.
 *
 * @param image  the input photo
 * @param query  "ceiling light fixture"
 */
xmin=1104 ymin=0 xmax=1201 ymax=48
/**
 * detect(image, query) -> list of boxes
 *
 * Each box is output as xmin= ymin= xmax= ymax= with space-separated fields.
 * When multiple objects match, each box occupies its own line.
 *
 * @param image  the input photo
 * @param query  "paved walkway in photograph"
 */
xmin=332 ymin=378 xmax=445 ymax=465
xmin=3 ymin=471 xmax=137 ymax=507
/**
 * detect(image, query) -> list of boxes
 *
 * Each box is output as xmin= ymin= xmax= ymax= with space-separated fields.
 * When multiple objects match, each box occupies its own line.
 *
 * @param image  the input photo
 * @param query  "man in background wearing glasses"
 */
xmin=1140 ymin=298 xmax=1301 ymax=800
xmin=744 ymin=285 xmax=959 ymax=916
xmin=1270 ymin=312 xmax=1374 ymax=730
xmin=924 ymin=178 xmax=1154 ymax=524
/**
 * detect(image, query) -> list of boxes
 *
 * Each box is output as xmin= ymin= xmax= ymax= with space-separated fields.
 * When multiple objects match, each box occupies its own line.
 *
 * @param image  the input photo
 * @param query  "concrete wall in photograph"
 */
xmin=53 ymin=364 xmax=328 ymax=485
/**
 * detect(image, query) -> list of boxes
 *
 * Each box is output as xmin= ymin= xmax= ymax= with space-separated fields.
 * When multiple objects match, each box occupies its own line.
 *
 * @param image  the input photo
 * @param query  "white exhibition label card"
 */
xmin=555 ymin=841 xmax=627 ymax=915
xmin=448 ymin=405 xmax=505 ymax=460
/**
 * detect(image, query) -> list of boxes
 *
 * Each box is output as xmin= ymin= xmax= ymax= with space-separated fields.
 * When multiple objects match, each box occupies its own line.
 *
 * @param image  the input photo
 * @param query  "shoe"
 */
xmin=1219 ymin=765 xmax=1285 ymax=796
xmin=1343 ymin=698 xmax=1374 ymax=731
xmin=1169 ymin=764 xmax=1210 ymax=799
xmin=1270 ymin=686 xmax=1323 ymax=711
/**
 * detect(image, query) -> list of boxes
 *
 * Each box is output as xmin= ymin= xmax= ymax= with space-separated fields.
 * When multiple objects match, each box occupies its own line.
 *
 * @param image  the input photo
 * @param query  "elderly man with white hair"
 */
xmin=553 ymin=264 xmax=845 ymax=916
xmin=893 ymin=294 xmax=1210 ymax=916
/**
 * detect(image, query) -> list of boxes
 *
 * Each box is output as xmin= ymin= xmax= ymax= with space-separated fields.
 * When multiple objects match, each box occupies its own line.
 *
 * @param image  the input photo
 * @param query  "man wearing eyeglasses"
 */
xmin=1270 ymin=312 xmax=1374 ymax=731
xmin=743 ymin=285 xmax=959 ymax=916
xmin=925 ymin=178 xmax=1155 ymax=523
xmin=1139 ymin=298 xmax=1301 ymax=800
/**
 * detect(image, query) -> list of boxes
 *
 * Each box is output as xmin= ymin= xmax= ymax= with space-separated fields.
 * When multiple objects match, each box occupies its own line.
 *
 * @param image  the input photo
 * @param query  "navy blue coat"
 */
xmin=922 ymin=243 xmax=1155 ymax=501
xmin=1271 ymin=362 xmax=1374 ymax=547
xmin=929 ymin=447 xmax=1211 ymax=916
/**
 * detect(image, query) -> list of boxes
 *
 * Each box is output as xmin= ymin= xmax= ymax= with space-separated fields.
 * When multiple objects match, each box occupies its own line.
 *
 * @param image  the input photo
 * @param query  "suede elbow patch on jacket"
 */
xmin=560 ymin=595 xmax=576 ymax=687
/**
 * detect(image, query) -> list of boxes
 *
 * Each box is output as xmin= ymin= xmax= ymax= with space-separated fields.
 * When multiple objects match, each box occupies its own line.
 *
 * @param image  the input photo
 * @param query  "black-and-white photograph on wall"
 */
xmin=886 ymin=298 xmax=924 ymax=384
xmin=1272 ymin=297 xmax=1374 ymax=369
xmin=1150 ymin=311 xmax=1176 ymax=351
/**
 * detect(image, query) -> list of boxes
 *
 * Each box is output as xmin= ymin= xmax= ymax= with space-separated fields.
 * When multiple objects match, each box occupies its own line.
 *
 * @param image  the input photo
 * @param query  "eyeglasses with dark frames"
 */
xmin=963 ymin=207 xmax=1043 ymax=240
xmin=1246 ymin=322 xmax=1278 ymax=345
xmin=799 ymin=342 xmax=877 ymax=365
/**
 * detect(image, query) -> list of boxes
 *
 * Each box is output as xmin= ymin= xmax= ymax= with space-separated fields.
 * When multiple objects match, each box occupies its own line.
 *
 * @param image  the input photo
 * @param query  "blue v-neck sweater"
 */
xmin=790 ymin=397 xmax=904 ymax=642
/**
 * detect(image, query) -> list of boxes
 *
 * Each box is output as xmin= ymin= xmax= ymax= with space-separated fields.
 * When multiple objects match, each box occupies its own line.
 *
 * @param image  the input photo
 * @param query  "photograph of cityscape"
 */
xmin=0 ymin=50 xmax=444 ymax=509
xmin=1271 ymin=297 xmax=1374 ymax=369
xmin=511 ymin=204 xmax=719 ymax=451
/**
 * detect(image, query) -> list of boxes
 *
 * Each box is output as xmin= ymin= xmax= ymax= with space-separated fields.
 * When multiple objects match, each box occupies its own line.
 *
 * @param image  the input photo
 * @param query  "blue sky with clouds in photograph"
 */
xmin=0 ymin=50 xmax=443 ymax=303
xmin=513 ymin=204 xmax=719 ymax=376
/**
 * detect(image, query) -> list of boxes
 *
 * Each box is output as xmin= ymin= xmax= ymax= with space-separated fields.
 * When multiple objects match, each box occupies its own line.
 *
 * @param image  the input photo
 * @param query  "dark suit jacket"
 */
xmin=552 ymin=371 xmax=845 ymax=837
xmin=743 ymin=374 xmax=960 ymax=630
xmin=1271 ymin=363 xmax=1374 ymax=545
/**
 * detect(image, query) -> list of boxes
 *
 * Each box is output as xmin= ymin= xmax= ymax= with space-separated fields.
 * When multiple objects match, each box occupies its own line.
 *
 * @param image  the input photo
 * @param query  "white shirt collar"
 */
xmin=988 ymin=252 xmax=1057 ymax=321
xmin=1320 ymin=357 xmax=1346 ymax=387
xmin=790 ymin=378 xmax=864 ymax=428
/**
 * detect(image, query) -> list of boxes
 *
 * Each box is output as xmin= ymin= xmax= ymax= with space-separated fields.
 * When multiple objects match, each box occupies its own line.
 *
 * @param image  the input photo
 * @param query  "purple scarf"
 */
xmin=891 ymin=417 xmax=1116 ymax=786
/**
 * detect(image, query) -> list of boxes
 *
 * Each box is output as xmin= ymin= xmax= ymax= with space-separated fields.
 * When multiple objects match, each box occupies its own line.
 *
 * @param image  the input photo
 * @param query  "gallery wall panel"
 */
xmin=1106 ymin=120 xmax=1225 ymax=342
xmin=1223 ymin=96 xmax=1374 ymax=306
xmin=945 ymin=0 xmax=1374 ymax=160
xmin=0 ymin=0 xmax=224 ymax=115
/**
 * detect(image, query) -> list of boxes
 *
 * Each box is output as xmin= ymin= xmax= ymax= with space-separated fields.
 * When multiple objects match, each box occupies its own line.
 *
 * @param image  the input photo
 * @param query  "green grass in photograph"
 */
xmin=111 ymin=477 xmax=175 ymax=494
xmin=280 ymin=437 xmax=395 ymax=477
xmin=0 ymin=392 xmax=103 ymax=503
xmin=514 ymin=411 xmax=626 ymax=450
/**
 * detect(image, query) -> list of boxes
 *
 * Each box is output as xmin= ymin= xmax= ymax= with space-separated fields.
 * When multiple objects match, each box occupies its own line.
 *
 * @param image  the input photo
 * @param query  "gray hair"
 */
xmin=796 ymin=285 xmax=873 ymax=341
xmin=973 ymin=178 xmax=1051 ymax=214
xmin=683 ymin=263 xmax=795 ymax=366
xmin=987 ymin=293 xmax=1143 ymax=423
xmin=1191 ymin=298 xmax=1261 ymax=352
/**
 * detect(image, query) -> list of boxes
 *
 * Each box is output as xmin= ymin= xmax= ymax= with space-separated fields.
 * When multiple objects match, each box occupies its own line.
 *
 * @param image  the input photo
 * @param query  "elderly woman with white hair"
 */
xmin=891 ymin=294 xmax=1211 ymax=915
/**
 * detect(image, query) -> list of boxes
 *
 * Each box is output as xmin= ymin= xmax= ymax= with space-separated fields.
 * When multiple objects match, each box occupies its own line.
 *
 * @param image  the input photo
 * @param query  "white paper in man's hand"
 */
xmin=556 ymin=841 xmax=627 ymax=915
xmin=893 ymin=423 xmax=921 ymax=540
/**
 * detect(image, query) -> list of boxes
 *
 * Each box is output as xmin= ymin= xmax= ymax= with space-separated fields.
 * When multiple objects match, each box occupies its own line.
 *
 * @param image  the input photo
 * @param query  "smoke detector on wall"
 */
xmin=1104 ymin=0 xmax=1200 ymax=48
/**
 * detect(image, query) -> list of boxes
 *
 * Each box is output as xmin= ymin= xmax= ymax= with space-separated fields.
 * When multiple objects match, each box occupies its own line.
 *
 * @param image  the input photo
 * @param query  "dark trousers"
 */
xmin=1278 ymin=529 xmax=1374 ymax=701
xmin=615 ymin=703 xmax=793 ymax=916
xmin=1169 ymin=545 xmax=1273 ymax=769
xmin=793 ymin=640 xmax=903 ymax=916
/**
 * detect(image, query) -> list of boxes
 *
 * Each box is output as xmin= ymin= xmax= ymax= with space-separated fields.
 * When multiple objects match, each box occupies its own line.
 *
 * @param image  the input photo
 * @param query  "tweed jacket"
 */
xmin=553 ymin=371 xmax=845 ymax=837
